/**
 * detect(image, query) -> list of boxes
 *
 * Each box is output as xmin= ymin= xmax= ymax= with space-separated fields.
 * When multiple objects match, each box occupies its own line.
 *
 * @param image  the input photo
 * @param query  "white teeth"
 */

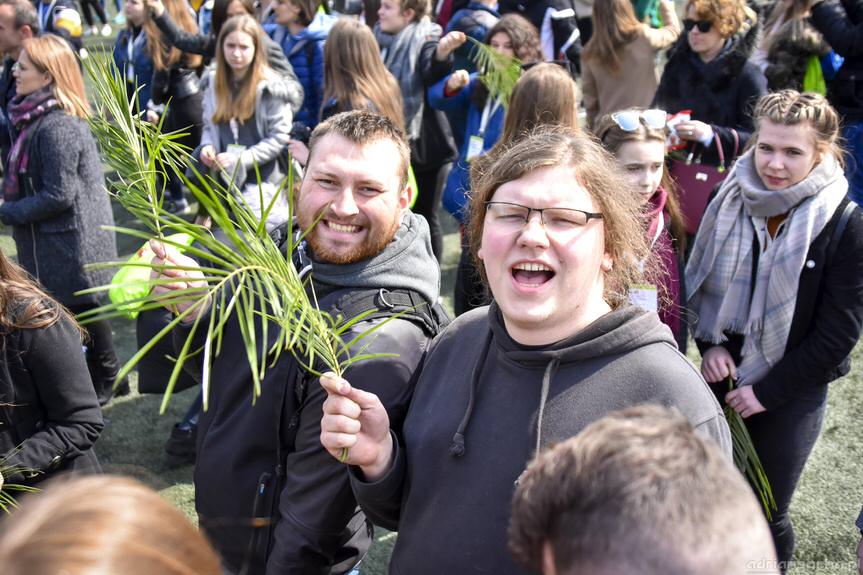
xmin=513 ymin=262 xmax=552 ymax=272
xmin=328 ymin=222 xmax=360 ymax=233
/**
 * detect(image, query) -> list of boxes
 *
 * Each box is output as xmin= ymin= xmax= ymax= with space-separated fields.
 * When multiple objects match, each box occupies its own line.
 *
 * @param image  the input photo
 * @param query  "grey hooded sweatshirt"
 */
xmin=352 ymin=302 xmax=731 ymax=574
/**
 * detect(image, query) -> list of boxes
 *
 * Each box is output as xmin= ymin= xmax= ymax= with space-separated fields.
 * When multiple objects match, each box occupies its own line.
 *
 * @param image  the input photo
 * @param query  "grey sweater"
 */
xmin=352 ymin=303 xmax=731 ymax=574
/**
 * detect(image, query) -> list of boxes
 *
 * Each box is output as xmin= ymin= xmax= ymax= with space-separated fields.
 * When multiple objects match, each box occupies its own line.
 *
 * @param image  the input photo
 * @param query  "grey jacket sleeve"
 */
xmin=0 ymin=120 xmax=81 ymax=226
xmin=199 ymin=74 xmax=218 ymax=151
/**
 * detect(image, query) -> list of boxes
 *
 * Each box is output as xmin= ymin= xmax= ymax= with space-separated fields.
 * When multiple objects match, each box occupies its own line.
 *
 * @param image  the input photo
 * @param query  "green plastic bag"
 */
xmin=108 ymin=233 xmax=195 ymax=319
xmin=803 ymin=55 xmax=827 ymax=96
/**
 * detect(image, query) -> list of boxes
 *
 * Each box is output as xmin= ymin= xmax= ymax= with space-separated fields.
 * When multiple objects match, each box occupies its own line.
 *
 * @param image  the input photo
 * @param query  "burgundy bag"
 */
xmin=670 ymin=130 xmax=739 ymax=235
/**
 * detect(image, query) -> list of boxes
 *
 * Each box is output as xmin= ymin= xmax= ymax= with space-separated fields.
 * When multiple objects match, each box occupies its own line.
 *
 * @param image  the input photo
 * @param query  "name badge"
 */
xmin=226 ymin=143 xmax=247 ymax=156
xmin=628 ymin=283 xmax=658 ymax=313
xmin=466 ymin=135 xmax=484 ymax=162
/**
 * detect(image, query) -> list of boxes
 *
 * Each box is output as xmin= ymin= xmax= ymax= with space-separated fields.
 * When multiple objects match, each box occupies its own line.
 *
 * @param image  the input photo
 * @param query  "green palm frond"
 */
xmin=724 ymin=377 xmax=777 ymax=520
xmin=466 ymin=37 xmax=522 ymax=107
xmin=80 ymin=54 xmax=397 ymax=414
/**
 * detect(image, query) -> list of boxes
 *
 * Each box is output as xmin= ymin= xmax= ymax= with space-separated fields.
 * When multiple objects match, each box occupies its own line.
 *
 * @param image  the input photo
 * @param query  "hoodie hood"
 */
xmin=490 ymin=301 xmax=677 ymax=364
xmin=298 ymin=12 xmax=337 ymax=41
xmin=448 ymin=302 xmax=678 ymax=457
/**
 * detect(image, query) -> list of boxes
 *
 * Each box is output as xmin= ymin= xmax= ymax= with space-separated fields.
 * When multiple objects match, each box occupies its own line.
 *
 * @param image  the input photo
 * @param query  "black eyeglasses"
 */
xmin=484 ymin=201 xmax=603 ymax=232
xmin=683 ymin=19 xmax=713 ymax=33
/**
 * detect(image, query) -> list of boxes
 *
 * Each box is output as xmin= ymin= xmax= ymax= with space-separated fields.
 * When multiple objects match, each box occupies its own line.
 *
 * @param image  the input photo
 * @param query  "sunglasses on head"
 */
xmin=610 ymin=109 xmax=668 ymax=132
xmin=683 ymin=19 xmax=713 ymax=33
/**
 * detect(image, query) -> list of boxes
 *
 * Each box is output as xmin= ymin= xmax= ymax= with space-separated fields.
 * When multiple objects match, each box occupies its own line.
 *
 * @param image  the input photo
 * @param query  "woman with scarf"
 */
xmin=596 ymin=107 xmax=687 ymax=350
xmin=318 ymin=126 xmax=731 ymax=573
xmin=0 ymin=35 xmax=121 ymax=405
xmin=376 ymin=0 xmax=457 ymax=261
xmin=686 ymin=90 xmax=863 ymax=568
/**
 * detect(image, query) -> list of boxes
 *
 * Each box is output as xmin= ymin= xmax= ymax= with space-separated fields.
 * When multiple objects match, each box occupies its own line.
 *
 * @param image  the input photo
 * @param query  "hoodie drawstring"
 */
xmin=449 ymin=329 xmax=494 ymax=458
xmin=535 ymin=357 xmax=560 ymax=455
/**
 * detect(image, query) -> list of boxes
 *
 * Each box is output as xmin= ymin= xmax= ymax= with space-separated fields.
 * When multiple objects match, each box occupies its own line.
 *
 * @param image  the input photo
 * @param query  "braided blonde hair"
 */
xmin=751 ymin=90 xmax=845 ymax=167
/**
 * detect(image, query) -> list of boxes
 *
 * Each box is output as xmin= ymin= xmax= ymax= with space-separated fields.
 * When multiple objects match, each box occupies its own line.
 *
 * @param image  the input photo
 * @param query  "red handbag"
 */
xmin=670 ymin=130 xmax=739 ymax=235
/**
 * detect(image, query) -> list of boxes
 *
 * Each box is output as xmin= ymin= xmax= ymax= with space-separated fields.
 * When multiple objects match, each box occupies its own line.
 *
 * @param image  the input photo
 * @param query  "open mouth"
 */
xmin=325 ymin=220 xmax=362 ymax=234
xmin=511 ymin=262 xmax=555 ymax=287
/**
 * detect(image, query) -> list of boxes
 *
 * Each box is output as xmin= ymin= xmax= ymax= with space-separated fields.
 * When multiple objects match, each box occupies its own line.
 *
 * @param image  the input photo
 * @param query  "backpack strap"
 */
xmin=826 ymin=199 xmax=856 ymax=270
xmin=330 ymin=288 xmax=449 ymax=338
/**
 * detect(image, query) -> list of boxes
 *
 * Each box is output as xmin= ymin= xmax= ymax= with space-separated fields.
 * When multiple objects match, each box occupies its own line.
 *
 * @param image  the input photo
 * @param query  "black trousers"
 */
xmin=159 ymin=93 xmax=203 ymax=202
xmin=79 ymin=0 xmax=108 ymax=26
xmin=68 ymin=303 xmax=120 ymax=405
xmin=711 ymin=382 xmax=827 ymax=570
xmin=454 ymin=227 xmax=488 ymax=316
xmin=412 ymin=162 xmax=450 ymax=262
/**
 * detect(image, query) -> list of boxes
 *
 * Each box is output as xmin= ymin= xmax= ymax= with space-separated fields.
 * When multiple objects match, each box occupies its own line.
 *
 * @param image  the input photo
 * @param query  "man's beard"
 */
xmin=300 ymin=209 xmax=402 ymax=265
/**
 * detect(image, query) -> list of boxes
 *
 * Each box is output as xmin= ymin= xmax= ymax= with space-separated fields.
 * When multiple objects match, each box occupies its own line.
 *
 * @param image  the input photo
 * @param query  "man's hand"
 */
xmin=701 ymin=345 xmax=737 ymax=383
xmin=320 ymin=372 xmax=394 ymax=481
xmin=435 ymin=31 xmax=467 ymax=61
xmin=149 ymin=240 xmax=210 ymax=323
xmin=725 ymin=386 xmax=767 ymax=419
xmin=446 ymin=70 xmax=470 ymax=93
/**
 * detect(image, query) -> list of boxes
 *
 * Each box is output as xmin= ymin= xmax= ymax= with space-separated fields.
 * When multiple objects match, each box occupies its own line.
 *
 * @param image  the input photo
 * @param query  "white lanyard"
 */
xmin=230 ymin=118 xmax=240 ymax=143
xmin=126 ymin=31 xmax=138 ymax=82
xmin=478 ymin=97 xmax=501 ymax=137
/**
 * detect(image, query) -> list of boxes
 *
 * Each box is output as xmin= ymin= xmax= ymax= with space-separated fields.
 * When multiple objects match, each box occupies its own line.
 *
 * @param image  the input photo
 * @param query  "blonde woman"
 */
xmin=199 ymin=14 xmax=292 ymax=230
xmin=0 ymin=35 xmax=122 ymax=405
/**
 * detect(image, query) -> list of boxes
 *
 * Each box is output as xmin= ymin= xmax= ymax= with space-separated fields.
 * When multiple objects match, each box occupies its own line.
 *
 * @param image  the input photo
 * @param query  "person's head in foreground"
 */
xmin=298 ymin=110 xmax=412 ymax=265
xmin=467 ymin=125 xmax=648 ymax=345
xmin=0 ymin=475 xmax=222 ymax=575
xmin=508 ymin=404 xmax=778 ymax=575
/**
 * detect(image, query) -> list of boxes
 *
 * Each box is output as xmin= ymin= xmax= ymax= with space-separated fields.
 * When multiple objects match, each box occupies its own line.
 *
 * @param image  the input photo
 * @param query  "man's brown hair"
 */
xmin=508 ymin=405 xmax=776 ymax=575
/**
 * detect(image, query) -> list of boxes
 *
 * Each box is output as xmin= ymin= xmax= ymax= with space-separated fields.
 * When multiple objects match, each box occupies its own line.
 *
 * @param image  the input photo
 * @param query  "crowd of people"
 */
xmin=0 ymin=0 xmax=862 ymax=573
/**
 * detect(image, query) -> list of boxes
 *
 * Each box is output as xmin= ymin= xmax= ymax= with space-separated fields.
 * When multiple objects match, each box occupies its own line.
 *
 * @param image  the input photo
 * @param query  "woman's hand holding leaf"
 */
xmin=701 ymin=345 xmax=737 ymax=383
xmin=320 ymin=372 xmax=394 ymax=481
xmin=149 ymin=240 xmax=211 ymax=323
xmin=726 ymin=386 xmax=766 ymax=419
xmin=200 ymin=145 xmax=217 ymax=169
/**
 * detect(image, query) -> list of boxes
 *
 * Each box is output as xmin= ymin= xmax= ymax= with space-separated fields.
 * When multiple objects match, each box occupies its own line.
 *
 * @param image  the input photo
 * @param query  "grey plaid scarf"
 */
xmin=375 ymin=18 xmax=441 ymax=141
xmin=686 ymin=150 xmax=847 ymax=385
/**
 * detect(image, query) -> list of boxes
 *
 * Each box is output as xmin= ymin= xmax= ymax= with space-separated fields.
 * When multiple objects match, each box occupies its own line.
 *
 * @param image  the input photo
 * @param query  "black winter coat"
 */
xmin=696 ymin=197 xmax=863 ymax=410
xmin=764 ymin=18 xmax=828 ymax=92
xmin=412 ymin=40 xmax=457 ymax=171
xmin=186 ymin=286 xmax=438 ymax=574
xmin=0 ymin=110 xmax=117 ymax=306
xmin=809 ymin=0 xmax=863 ymax=121
xmin=653 ymin=14 xmax=767 ymax=166
xmin=0 ymin=310 xmax=103 ymax=486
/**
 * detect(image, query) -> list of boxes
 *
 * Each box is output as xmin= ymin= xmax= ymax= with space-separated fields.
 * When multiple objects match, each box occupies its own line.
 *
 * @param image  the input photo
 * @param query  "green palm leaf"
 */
xmin=466 ymin=36 xmax=522 ymax=107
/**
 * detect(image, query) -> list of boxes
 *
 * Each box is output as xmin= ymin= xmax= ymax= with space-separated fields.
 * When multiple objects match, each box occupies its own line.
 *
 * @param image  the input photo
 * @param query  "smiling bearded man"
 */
xmin=153 ymin=110 xmax=448 ymax=574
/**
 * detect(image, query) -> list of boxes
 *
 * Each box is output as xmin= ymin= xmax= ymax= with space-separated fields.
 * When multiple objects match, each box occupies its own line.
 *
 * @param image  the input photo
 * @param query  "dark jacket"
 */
xmin=153 ymin=10 xmax=304 ymax=115
xmin=412 ymin=39 xmax=457 ymax=171
xmin=0 ymin=310 xmax=103 ymax=485
xmin=113 ymin=27 xmax=155 ymax=113
xmin=809 ymin=0 xmax=863 ymax=121
xmin=653 ymin=12 xmax=767 ymax=166
xmin=0 ymin=57 xmax=17 ymax=163
xmin=0 ymin=110 xmax=117 ymax=306
xmin=352 ymin=304 xmax=731 ymax=574
xmin=266 ymin=13 xmax=336 ymax=130
xmin=764 ymin=17 xmax=828 ymax=92
xmin=188 ymin=216 xmax=443 ymax=574
xmin=696 ymin=197 xmax=863 ymax=410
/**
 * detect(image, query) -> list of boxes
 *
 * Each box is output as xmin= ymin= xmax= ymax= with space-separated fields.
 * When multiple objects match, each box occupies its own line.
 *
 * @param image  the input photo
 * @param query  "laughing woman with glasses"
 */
xmin=317 ymin=126 xmax=731 ymax=574
xmin=653 ymin=0 xmax=766 ymax=170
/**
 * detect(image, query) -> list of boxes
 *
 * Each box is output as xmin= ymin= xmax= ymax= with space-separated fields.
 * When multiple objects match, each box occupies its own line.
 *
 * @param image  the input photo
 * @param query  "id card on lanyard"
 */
xmin=466 ymin=97 xmax=501 ymax=162
xmin=628 ymin=214 xmax=664 ymax=312
xmin=226 ymin=118 xmax=247 ymax=157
